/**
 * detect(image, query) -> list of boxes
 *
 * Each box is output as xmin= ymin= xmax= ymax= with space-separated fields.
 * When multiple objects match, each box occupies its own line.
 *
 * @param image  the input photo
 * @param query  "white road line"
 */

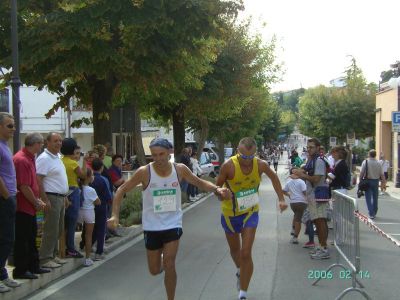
xmin=373 ymin=223 xmax=400 ymax=225
xmin=388 ymin=233 xmax=400 ymax=236
xmin=27 ymin=193 xmax=213 ymax=300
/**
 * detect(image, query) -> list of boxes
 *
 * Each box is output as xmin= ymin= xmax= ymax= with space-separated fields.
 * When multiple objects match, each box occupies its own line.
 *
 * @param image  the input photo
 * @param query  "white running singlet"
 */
xmin=142 ymin=163 xmax=182 ymax=231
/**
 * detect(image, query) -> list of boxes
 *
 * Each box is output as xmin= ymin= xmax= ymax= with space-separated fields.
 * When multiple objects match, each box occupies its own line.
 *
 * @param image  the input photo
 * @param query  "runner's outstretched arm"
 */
xmin=108 ymin=166 xmax=147 ymax=228
xmin=177 ymin=164 xmax=231 ymax=199
xmin=259 ymin=160 xmax=288 ymax=212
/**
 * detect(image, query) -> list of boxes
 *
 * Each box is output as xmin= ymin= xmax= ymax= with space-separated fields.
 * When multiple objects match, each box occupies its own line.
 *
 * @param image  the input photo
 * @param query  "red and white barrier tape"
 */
xmin=354 ymin=211 xmax=400 ymax=248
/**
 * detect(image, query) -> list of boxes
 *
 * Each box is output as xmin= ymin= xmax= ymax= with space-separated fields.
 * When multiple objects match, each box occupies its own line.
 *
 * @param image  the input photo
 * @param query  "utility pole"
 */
xmin=10 ymin=0 xmax=21 ymax=153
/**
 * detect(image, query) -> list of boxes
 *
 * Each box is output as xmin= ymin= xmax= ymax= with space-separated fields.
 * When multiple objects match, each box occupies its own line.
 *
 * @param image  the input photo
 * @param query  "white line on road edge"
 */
xmin=373 ymin=223 xmax=400 ymax=225
xmin=388 ymin=233 xmax=400 ymax=236
xmin=27 ymin=193 xmax=213 ymax=300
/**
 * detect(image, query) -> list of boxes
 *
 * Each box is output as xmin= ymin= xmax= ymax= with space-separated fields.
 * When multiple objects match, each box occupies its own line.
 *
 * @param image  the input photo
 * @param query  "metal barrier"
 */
xmin=312 ymin=191 xmax=372 ymax=300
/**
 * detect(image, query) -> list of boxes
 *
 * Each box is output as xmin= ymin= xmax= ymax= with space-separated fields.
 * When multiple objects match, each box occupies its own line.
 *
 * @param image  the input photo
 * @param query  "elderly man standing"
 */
xmin=37 ymin=132 xmax=69 ymax=269
xmin=12 ymin=133 xmax=50 ymax=280
xmin=0 ymin=112 xmax=21 ymax=293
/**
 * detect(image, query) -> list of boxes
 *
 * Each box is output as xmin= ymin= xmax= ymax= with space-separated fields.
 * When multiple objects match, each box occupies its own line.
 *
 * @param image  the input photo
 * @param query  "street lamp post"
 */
xmin=10 ymin=0 xmax=21 ymax=153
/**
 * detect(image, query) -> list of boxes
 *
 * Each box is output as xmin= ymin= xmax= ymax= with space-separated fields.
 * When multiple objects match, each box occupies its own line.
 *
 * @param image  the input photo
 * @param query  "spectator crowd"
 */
xmin=0 ymin=112 xmax=125 ymax=293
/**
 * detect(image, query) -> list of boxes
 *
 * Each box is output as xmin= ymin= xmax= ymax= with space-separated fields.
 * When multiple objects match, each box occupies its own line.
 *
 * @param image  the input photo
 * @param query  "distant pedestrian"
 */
xmin=359 ymin=150 xmax=386 ymax=219
xmin=0 ymin=112 xmax=21 ymax=292
xmin=379 ymin=154 xmax=389 ymax=195
xmin=328 ymin=146 xmax=350 ymax=195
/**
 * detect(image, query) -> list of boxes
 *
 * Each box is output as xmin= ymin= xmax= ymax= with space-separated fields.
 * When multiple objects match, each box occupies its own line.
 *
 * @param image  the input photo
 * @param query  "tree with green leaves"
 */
xmin=298 ymin=58 xmax=376 ymax=147
xmin=184 ymin=20 xmax=281 ymax=159
xmin=0 ymin=0 xmax=244 ymax=149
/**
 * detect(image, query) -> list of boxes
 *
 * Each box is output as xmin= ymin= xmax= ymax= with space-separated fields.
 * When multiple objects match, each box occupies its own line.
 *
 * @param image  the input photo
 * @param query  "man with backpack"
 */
xmin=292 ymin=138 xmax=330 ymax=259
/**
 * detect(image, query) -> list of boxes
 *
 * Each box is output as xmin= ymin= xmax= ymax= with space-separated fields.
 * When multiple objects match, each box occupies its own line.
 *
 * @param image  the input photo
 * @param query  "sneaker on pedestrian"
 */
xmin=53 ymin=257 xmax=68 ymax=265
xmin=290 ymin=229 xmax=295 ymax=236
xmin=303 ymin=241 xmax=315 ymax=249
xmin=290 ymin=236 xmax=299 ymax=244
xmin=236 ymin=272 xmax=240 ymax=291
xmin=94 ymin=253 xmax=105 ymax=261
xmin=380 ymin=192 xmax=384 ymax=196
xmin=2 ymin=278 xmax=21 ymax=288
xmin=66 ymin=249 xmax=84 ymax=258
xmin=42 ymin=261 xmax=62 ymax=269
xmin=309 ymin=246 xmax=321 ymax=255
xmin=310 ymin=248 xmax=330 ymax=259
xmin=83 ymin=258 xmax=94 ymax=267
xmin=0 ymin=282 xmax=11 ymax=293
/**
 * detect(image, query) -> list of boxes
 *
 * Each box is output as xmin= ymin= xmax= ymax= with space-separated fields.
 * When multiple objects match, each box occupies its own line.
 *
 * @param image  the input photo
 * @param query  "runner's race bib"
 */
xmin=236 ymin=188 xmax=259 ymax=211
xmin=153 ymin=189 xmax=177 ymax=213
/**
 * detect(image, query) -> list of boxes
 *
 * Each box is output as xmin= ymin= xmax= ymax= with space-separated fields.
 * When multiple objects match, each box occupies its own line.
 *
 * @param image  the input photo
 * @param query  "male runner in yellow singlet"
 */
xmin=216 ymin=137 xmax=288 ymax=300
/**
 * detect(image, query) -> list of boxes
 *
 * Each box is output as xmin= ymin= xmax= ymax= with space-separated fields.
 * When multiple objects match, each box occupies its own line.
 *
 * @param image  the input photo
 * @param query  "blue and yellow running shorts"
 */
xmin=221 ymin=212 xmax=259 ymax=234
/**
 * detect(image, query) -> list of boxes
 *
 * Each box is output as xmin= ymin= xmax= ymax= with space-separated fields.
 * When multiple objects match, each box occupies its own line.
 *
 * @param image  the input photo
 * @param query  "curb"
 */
xmin=1 ymin=225 xmax=143 ymax=300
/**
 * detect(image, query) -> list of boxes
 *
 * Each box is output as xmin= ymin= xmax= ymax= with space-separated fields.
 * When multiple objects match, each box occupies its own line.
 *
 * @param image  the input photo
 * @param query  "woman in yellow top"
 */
xmin=216 ymin=137 xmax=287 ymax=300
xmin=61 ymin=138 xmax=88 ymax=258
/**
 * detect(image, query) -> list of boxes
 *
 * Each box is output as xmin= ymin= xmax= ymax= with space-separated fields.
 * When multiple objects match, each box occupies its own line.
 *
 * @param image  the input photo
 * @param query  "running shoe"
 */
xmin=94 ymin=254 xmax=106 ymax=261
xmin=83 ymin=258 xmax=94 ymax=267
xmin=66 ymin=249 xmax=84 ymax=258
xmin=309 ymin=246 xmax=321 ymax=255
xmin=303 ymin=241 xmax=315 ymax=249
xmin=290 ymin=229 xmax=295 ymax=236
xmin=2 ymin=278 xmax=21 ymax=288
xmin=53 ymin=257 xmax=68 ymax=264
xmin=290 ymin=237 xmax=299 ymax=244
xmin=310 ymin=248 xmax=330 ymax=259
xmin=0 ymin=282 xmax=10 ymax=293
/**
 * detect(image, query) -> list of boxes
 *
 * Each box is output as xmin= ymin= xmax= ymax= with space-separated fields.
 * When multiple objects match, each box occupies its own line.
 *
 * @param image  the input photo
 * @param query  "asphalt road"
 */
xmin=27 ymin=163 xmax=400 ymax=300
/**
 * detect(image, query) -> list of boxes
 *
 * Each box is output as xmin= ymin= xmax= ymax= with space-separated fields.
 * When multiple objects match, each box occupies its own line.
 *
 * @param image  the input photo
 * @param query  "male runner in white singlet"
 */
xmin=109 ymin=138 xmax=231 ymax=300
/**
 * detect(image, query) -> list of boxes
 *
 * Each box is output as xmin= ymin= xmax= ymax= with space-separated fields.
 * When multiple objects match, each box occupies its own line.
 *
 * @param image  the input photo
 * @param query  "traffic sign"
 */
xmin=347 ymin=132 xmax=355 ymax=146
xmin=329 ymin=137 xmax=337 ymax=147
xmin=392 ymin=111 xmax=400 ymax=132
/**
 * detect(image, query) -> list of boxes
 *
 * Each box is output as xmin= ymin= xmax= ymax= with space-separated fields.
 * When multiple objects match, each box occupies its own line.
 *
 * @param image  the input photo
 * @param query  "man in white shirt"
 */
xmin=37 ymin=132 xmax=69 ymax=268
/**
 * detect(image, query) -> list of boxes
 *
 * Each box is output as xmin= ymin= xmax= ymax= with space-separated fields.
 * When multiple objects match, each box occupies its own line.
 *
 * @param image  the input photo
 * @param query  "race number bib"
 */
xmin=153 ymin=189 xmax=177 ymax=213
xmin=236 ymin=188 xmax=259 ymax=211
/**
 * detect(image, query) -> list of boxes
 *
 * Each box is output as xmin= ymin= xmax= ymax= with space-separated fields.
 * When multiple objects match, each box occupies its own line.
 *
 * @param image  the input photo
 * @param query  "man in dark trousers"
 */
xmin=13 ymin=133 xmax=50 ymax=280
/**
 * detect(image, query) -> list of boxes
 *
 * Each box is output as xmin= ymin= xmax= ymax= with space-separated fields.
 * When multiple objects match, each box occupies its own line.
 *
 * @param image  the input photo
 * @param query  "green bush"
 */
xmin=352 ymin=146 xmax=369 ymax=165
xmin=119 ymin=187 xmax=142 ymax=226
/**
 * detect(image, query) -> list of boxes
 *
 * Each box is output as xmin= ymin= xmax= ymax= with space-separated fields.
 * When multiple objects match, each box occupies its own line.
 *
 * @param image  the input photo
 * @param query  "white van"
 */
xmin=169 ymin=152 xmax=216 ymax=178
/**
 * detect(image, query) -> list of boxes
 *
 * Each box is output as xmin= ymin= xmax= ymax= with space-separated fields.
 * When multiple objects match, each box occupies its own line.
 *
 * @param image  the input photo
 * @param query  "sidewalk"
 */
xmin=0 ymin=197 xmax=205 ymax=300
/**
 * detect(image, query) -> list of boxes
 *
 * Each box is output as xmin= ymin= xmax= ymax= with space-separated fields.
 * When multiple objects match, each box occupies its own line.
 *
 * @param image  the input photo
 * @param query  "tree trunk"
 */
xmin=196 ymin=116 xmax=209 ymax=160
xmin=132 ymin=101 xmax=146 ymax=166
xmin=216 ymin=138 xmax=225 ymax=166
xmin=172 ymin=104 xmax=186 ymax=162
xmin=91 ymin=77 xmax=116 ymax=145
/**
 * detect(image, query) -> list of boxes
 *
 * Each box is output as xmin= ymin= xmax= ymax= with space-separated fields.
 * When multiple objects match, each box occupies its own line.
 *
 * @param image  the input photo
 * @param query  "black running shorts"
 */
xmin=143 ymin=228 xmax=183 ymax=250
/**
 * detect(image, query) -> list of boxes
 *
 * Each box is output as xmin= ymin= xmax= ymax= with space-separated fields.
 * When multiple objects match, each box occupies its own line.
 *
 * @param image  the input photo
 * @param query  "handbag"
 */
xmin=358 ymin=160 xmax=369 ymax=191
xmin=314 ymin=186 xmax=330 ymax=202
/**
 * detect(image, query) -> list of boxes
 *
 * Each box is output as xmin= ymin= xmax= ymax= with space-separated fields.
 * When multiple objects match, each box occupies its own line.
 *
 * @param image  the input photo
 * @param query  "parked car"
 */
xmin=203 ymin=146 xmax=220 ymax=172
xmin=169 ymin=152 xmax=216 ymax=178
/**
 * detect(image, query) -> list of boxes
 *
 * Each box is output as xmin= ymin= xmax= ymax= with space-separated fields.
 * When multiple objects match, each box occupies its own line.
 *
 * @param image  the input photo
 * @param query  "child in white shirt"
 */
xmin=78 ymin=168 xmax=101 ymax=266
xmin=283 ymin=170 xmax=307 ymax=244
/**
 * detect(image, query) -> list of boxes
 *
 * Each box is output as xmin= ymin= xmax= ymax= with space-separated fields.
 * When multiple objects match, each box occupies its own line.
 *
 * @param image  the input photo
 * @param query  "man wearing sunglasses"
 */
xmin=216 ymin=137 xmax=287 ymax=300
xmin=0 ymin=112 xmax=21 ymax=292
